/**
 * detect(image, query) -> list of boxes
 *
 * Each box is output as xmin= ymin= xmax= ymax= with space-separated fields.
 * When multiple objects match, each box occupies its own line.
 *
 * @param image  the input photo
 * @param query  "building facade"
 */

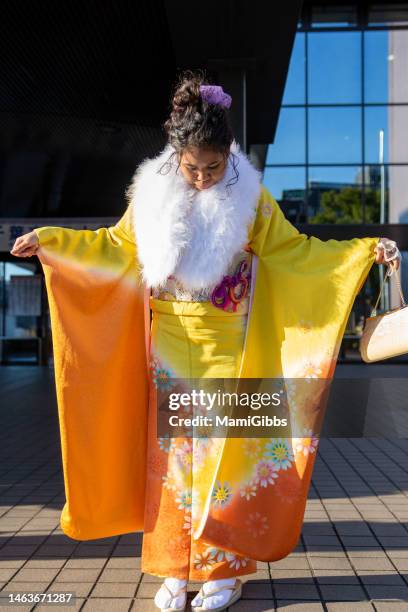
xmin=263 ymin=2 xmax=408 ymax=361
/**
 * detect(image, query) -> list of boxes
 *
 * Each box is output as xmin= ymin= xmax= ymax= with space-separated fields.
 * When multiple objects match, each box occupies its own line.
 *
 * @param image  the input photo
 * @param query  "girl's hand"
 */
xmin=10 ymin=230 xmax=39 ymax=258
xmin=374 ymin=238 xmax=401 ymax=272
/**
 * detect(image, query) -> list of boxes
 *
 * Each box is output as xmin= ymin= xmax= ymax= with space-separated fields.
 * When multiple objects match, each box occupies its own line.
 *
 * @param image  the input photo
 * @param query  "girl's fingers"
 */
xmin=374 ymin=249 xmax=384 ymax=264
xmin=374 ymin=242 xmax=401 ymax=270
xmin=12 ymin=239 xmax=38 ymax=250
xmin=11 ymin=245 xmax=38 ymax=257
xmin=10 ymin=232 xmax=39 ymax=255
xmin=12 ymin=251 xmax=30 ymax=258
xmin=11 ymin=242 xmax=27 ymax=254
xmin=12 ymin=247 xmax=31 ymax=255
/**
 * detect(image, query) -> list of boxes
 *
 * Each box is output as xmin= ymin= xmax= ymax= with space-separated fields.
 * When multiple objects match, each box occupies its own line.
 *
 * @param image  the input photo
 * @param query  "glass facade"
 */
xmin=264 ymin=24 xmax=408 ymax=227
xmin=264 ymin=10 xmax=408 ymax=362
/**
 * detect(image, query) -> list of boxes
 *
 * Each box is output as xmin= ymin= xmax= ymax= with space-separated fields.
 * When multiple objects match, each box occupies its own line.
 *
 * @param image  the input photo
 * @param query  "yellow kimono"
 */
xmin=34 ymin=175 xmax=379 ymax=573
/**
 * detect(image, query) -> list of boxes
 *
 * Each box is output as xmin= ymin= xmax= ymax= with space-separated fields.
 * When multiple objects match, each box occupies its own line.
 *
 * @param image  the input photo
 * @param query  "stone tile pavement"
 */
xmin=1 ymin=366 xmax=408 ymax=611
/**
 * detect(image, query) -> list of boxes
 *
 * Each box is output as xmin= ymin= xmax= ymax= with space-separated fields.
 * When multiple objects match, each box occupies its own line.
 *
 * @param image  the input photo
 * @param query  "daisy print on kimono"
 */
xmin=150 ymin=353 xmax=175 ymax=392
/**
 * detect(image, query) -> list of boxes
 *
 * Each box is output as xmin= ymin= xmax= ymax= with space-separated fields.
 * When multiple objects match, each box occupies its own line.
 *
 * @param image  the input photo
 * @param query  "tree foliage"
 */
xmin=309 ymin=187 xmax=382 ymax=224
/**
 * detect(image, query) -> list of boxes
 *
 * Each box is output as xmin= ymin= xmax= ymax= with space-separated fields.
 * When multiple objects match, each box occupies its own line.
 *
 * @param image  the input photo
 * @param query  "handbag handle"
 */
xmin=371 ymin=264 xmax=406 ymax=317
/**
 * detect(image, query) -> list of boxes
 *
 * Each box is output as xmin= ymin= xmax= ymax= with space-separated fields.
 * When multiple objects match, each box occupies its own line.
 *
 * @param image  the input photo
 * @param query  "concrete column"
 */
xmin=216 ymin=66 xmax=247 ymax=152
xmin=248 ymin=144 xmax=268 ymax=173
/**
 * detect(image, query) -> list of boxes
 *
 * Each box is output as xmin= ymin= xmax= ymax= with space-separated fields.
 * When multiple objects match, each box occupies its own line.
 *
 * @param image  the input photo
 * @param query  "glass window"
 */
xmin=282 ymin=33 xmax=306 ymax=105
xmin=364 ymin=31 xmax=389 ymax=104
xmin=309 ymin=107 xmax=362 ymax=164
xmin=5 ymin=263 xmax=39 ymax=337
xmin=311 ymin=4 xmax=357 ymax=28
xmin=364 ymin=106 xmax=388 ymax=163
xmin=265 ymin=108 xmax=306 ymax=165
xmin=366 ymin=105 xmax=408 ymax=167
xmin=308 ymin=32 xmax=362 ymax=104
xmin=365 ymin=30 xmax=408 ymax=103
xmin=360 ymin=165 xmax=386 ymax=223
xmin=1 ymin=262 xmax=41 ymax=365
xmin=364 ymin=165 xmax=389 ymax=223
xmin=307 ymin=166 xmax=363 ymax=223
xmin=263 ymin=167 xmax=307 ymax=222
xmin=368 ymin=3 xmax=408 ymax=26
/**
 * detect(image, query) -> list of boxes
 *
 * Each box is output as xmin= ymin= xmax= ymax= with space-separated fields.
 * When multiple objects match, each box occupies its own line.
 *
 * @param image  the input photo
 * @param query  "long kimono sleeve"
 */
xmin=34 ymin=202 xmax=149 ymax=540
xmin=242 ymin=184 xmax=380 ymax=378
xmin=196 ymin=185 xmax=380 ymax=562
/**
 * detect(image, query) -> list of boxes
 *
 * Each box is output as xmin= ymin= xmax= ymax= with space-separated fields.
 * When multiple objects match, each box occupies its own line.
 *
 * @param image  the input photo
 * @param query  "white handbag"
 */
xmin=360 ymin=264 xmax=408 ymax=363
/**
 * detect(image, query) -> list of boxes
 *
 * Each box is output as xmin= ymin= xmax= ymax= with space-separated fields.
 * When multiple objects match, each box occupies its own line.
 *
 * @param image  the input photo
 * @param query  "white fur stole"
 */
xmin=126 ymin=140 xmax=262 ymax=291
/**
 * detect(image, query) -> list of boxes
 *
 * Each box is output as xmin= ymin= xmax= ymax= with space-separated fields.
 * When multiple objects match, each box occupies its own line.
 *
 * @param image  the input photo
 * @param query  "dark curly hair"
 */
xmin=159 ymin=69 xmax=239 ymax=189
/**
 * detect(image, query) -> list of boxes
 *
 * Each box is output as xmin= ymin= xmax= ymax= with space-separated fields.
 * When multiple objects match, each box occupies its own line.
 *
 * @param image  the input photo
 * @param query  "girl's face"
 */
xmin=178 ymin=146 xmax=228 ymax=190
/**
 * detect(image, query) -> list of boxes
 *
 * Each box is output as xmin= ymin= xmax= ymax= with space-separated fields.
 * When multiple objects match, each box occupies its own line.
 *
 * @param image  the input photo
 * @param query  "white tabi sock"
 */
xmin=154 ymin=576 xmax=187 ymax=610
xmin=191 ymin=577 xmax=237 ymax=610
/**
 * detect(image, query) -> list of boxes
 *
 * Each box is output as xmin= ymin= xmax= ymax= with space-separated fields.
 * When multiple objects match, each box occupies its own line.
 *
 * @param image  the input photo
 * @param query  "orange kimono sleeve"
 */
xmin=34 ymin=203 xmax=149 ymax=540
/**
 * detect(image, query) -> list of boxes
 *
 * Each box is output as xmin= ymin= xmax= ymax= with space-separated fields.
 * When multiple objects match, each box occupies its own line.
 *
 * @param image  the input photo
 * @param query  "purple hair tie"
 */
xmin=199 ymin=85 xmax=232 ymax=109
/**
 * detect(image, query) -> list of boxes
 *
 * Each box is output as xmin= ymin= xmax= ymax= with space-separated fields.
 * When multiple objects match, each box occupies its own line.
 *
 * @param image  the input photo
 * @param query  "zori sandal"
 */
xmin=154 ymin=580 xmax=187 ymax=612
xmin=191 ymin=578 xmax=243 ymax=612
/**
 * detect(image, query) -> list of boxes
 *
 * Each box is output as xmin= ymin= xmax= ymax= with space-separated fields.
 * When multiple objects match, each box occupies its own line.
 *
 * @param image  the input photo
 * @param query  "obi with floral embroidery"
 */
xmin=151 ymin=247 xmax=252 ymax=313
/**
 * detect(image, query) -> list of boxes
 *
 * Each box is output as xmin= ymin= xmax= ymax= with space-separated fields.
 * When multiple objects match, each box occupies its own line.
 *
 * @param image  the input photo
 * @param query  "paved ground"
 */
xmin=1 ymin=365 xmax=408 ymax=611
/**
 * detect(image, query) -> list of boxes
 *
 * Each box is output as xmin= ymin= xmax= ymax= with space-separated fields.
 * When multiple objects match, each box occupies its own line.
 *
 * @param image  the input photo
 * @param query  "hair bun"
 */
xmin=171 ymin=72 xmax=204 ymax=115
xmin=163 ymin=69 xmax=234 ymax=156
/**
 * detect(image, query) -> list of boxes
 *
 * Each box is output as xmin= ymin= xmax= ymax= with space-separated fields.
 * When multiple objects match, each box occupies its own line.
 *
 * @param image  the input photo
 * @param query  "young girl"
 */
xmin=12 ymin=71 xmax=401 ymax=612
